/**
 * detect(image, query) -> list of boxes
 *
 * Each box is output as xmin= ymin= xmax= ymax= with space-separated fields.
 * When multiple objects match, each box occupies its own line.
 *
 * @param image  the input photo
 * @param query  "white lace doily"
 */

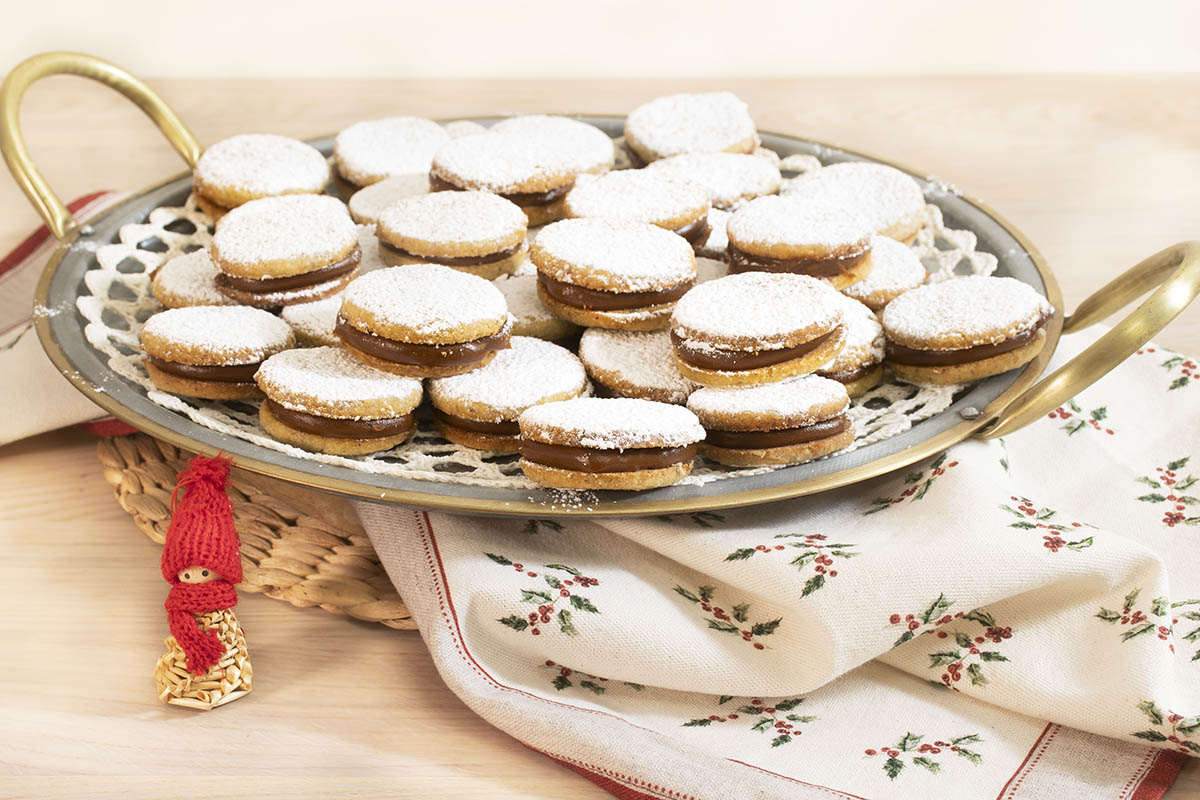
xmin=73 ymin=137 xmax=996 ymax=490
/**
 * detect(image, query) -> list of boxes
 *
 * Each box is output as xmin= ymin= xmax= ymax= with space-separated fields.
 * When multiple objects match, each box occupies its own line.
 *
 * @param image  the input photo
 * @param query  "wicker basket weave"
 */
xmin=97 ymin=433 xmax=416 ymax=630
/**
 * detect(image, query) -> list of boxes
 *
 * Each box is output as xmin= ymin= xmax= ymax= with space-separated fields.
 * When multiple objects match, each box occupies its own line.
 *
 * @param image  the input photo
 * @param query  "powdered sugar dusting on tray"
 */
xmin=842 ymin=236 xmax=926 ymax=300
xmin=256 ymin=346 xmax=422 ymax=417
xmin=578 ymin=328 xmax=696 ymax=404
xmin=212 ymin=195 xmax=356 ymax=271
xmin=152 ymin=249 xmax=233 ymax=306
xmin=280 ymin=294 xmax=342 ymax=345
xmin=625 ymin=92 xmax=756 ymax=159
xmin=646 ymin=152 xmax=781 ymax=209
xmin=783 ymin=162 xmax=926 ymax=234
xmin=564 ymin=170 xmax=709 ymax=224
xmin=194 ymin=134 xmax=329 ymax=196
xmin=333 ymin=117 xmax=449 ymax=184
xmin=378 ymin=191 xmax=526 ymax=246
xmin=341 ymin=264 xmax=508 ymax=336
xmin=489 ymin=115 xmax=615 ymax=173
xmin=687 ymin=374 xmax=849 ymax=419
xmin=532 ymin=218 xmax=696 ymax=292
xmin=141 ymin=306 xmax=294 ymax=365
xmin=882 ymin=275 xmax=1053 ymax=349
xmin=429 ymin=337 xmax=588 ymax=420
xmin=671 ymin=272 xmax=843 ymax=349
xmin=726 ymin=194 xmax=874 ymax=249
xmin=519 ymin=397 xmax=705 ymax=450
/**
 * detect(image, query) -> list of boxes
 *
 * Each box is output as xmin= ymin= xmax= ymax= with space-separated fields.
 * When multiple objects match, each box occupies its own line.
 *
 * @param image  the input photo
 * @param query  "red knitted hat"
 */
xmin=161 ymin=455 xmax=242 ymax=585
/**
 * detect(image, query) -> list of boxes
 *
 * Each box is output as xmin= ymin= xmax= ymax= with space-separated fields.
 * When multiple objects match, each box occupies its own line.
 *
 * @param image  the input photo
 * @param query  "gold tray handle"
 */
xmin=0 ymin=51 xmax=201 ymax=242
xmin=981 ymin=240 xmax=1200 ymax=438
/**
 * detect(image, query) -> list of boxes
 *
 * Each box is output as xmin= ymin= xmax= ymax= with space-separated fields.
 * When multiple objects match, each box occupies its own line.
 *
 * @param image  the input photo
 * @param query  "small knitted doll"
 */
xmin=152 ymin=455 xmax=252 ymax=709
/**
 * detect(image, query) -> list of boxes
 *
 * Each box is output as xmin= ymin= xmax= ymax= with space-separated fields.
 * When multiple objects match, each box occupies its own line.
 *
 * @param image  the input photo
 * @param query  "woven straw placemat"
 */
xmin=97 ymin=433 xmax=416 ymax=630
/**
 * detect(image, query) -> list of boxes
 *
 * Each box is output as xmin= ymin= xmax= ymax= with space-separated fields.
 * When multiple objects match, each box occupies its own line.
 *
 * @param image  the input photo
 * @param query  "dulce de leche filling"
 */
xmin=433 ymin=408 xmax=520 ymax=436
xmin=671 ymin=327 xmax=839 ymax=372
xmin=335 ymin=317 xmax=512 ymax=368
xmin=379 ymin=239 xmax=523 ymax=267
xmin=521 ymin=440 xmax=697 ymax=473
xmin=266 ymin=399 xmax=415 ymax=439
xmin=886 ymin=315 xmax=1048 ymax=367
xmin=216 ymin=246 xmax=361 ymax=294
xmin=674 ymin=216 xmax=711 ymax=245
xmin=704 ymin=415 xmax=850 ymax=450
xmin=145 ymin=355 xmax=260 ymax=383
xmin=430 ymin=174 xmax=572 ymax=207
xmin=727 ymin=243 xmax=868 ymax=279
xmin=538 ymin=273 xmax=694 ymax=311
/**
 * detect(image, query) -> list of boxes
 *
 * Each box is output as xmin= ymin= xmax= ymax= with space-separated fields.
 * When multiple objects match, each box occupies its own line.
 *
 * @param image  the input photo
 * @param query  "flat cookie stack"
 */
xmin=139 ymin=94 xmax=1055 ymax=491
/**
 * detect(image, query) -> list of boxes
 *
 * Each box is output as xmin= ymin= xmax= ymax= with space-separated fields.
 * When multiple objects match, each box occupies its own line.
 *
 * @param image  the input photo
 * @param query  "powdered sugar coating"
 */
xmin=695 ymin=208 xmax=731 ymax=260
xmin=882 ymin=275 xmax=1054 ymax=350
xmin=578 ymin=328 xmax=696 ymax=404
xmin=255 ymin=346 xmax=422 ymax=418
xmin=377 ymin=190 xmax=526 ymax=253
xmin=431 ymin=121 xmax=608 ymax=194
xmin=340 ymin=264 xmax=508 ymax=340
xmin=489 ymin=115 xmax=615 ymax=174
xmin=625 ymin=92 xmax=757 ymax=161
xmin=726 ymin=194 xmax=874 ymax=250
xmin=443 ymin=120 xmax=487 ymax=139
xmin=532 ymin=218 xmax=696 ymax=292
xmin=494 ymin=273 xmax=561 ymax=329
xmin=820 ymin=294 xmax=884 ymax=374
xmin=842 ymin=236 xmax=927 ymax=306
xmin=646 ymin=152 xmax=781 ymax=209
xmin=429 ymin=337 xmax=588 ymax=421
xmin=687 ymin=374 xmax=849 ymax=426
xmin=671 ymin=272 xmax=843 ymax=350
xmin=695 ymin=257 xmax=727 ymax=284
xmin=141 ymin=306 xmax=294 ymax=365
xmin=519 ymin=397 xmax=704 ymax=450
xmin=151 ymin=249 xmax=234 ymax=307
xmin=333 ymin=117 xmax=449 ymax=186
xmin=347 ymin=173 xmax=431 ymax=224
xmin=564 ymin=170 xmax=709 ymax=226
xmin=194 ymin=134 xmax=329 ymax=200
xmin=783 ymin=162 xmax=926 ymax=236
xmin=280 ymin=294 xmax=342 ymax=346
xmin=212 ymin=195 xmax=357 ymax=276
xmin=356 ymin=225 xmax=388 ymax=273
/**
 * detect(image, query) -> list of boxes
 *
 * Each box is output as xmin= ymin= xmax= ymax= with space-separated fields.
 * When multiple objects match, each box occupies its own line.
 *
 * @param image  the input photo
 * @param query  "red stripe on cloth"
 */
xmin=995 ymin=722 xmax=1056 ymax=799
xmin=1129 ymin=751 xmax=1187 ymax=800
xmin=0 ymin=190 xmax=113 ymax=279
xmin=82 ymin=418 xmax=139 ymax=437
xmin=543 ymin=753 xmax=681 ymax=800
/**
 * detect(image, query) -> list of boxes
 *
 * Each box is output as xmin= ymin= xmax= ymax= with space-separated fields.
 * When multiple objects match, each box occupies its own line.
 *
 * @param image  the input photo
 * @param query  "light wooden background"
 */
xmin=0 ymin=76 xmax=1197 ymax=798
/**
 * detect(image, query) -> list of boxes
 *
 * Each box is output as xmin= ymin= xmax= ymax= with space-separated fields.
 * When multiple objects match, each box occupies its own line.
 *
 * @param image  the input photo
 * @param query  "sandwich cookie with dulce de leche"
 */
xmin=150 ymin=249 xmax=234 ymax=308
xmin=816 ymin=294 xmax=886 ymax=397
xmin=563 ymin=170 xmax=712 ymax=250
xmin=578 ymin=328 xmax=696 ymax=404
xmin=141 ymin=305 xmax=294 ymax=400
xmin=518 ymin=397 xmax=705 ymax=490
xmin=332 ymin=116 xmax=449 ymax=188
xmin=783 ymin=161 xmax=927 ymax=244
xmin=192 ymin=133 xmax=330 ymax=220
xmin=623 ymin=92 xmax=757 ymax=165
xmin=646 ymin=151 xmax=781 ymax=210
xmin=840 ymin=235 xmax=926 ymax=312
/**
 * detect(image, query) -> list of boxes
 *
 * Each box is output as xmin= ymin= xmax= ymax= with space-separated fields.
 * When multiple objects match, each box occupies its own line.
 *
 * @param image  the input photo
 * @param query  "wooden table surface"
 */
xmin=0 ymin=76 xmax=1197 ymax=799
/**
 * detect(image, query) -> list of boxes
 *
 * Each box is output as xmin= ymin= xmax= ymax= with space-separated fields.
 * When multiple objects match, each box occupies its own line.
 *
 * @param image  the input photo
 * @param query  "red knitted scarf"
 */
xmin=165 ymin=580 xmax=239 ymax=674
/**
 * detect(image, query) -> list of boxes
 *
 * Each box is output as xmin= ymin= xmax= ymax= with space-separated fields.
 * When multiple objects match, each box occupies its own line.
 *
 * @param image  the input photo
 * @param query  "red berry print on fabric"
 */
xmin=1134 ymin=457 xmax=1200 ymax=528
xmin=1095 ymin=588 xmax=1175 ymax=651
xmin=1138 ymin=345 xmax=1199 ymax=390
xmin=1175 ymin=600 xmax=1200 ymax=662
xmin=683 ymin=696 xmax=816 ymax=748
xmin=673 ymin=585 xmax=781 ymax=649
xmin=925 ymin=609 xmax=1012 ymax=690
xmin=999 ymin=496 xmax=1095 ymax=552
xmin=886 ymin=593 xmax=959 ymax=648
xmin=865 ymin=452 xmax=960 ymax=514
xmin=541 ymin=660 xmax=644 ymax=695
xmin=1046 ymin=399 xmax=1114 ymax=436
xmin=865 ymin=732 xmax=984 ymax=779
xmin=486 ymin=553 xmax=601 ymax=637
xmin=1131 ymin=700 xmax=1200 ymax=755
xmin=724 ymin=533 xmax=858 ymax=596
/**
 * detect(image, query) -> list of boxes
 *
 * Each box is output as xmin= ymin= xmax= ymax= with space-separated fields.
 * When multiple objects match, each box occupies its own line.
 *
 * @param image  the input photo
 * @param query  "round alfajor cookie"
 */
xmin=670 ymin=272 xmax=847 ymax=388
xmin=517 ymin=397 xmax=705 ymax=490
xmin=280 ymin=294 xmax=342 ymax=347
xmin=563 ymin=170 xmax=711 ymax=249
xmin=150 ymin=249 xmax=235 ymax=308
xmin=783 ymin=162 xmax=927 ymax=244
xmin=882 ymin=275 xmax=1054 ymax=386
xmin=337 ymin=264 xmax=513 ymax=378
xmin=817 ymin=294 xmax=885 ymax=397
xmin=725 ymin=194 xmax=876 ymax=290
xmin=531 ymin=218 xmax=697 ymax=331
xmin=255 ymin=346 xmax=423 ymax=455
xmin=624 ymin=92 xmax=758 ymax=165
xmin=428 ymin=336 xmax=589 ymax=453
xmin=578 ymin=328 xmax=696 ymax=404
xmin=646 ymin=151 xmax=781 ymax=210
xmin=493 ymin=272 xmax=580 ymax=342
xmin=141 ymin=305 xmax=294 ymax=400
xmin=193 ymin=134 xmax=329 ymax=219
xmin=210 ymin=194 xmax=361 ymax=307
xmin=841 ymin=236 xmax=926 ymax=311
xmin=687 ymin=375 xmax=854 ymax=467
xmin=488 ymin=115 xmax=615 ymax=175
xmin=333 ymin=117 xmax=449 ymax=188
xmin=347 ymin=173 xmax=431 ymax=225
xmin=376 ymin=190 xmax=528 ymax=279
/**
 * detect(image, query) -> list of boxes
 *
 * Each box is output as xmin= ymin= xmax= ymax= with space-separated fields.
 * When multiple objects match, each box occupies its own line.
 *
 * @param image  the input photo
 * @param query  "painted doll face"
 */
xmin=177 ymin=565 xmax=219 ymax=584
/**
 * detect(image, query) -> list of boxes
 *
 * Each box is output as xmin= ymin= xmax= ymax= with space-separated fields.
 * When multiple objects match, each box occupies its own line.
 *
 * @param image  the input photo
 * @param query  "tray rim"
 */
xmin=33 ymin=121 xmax=1064 ymax=517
